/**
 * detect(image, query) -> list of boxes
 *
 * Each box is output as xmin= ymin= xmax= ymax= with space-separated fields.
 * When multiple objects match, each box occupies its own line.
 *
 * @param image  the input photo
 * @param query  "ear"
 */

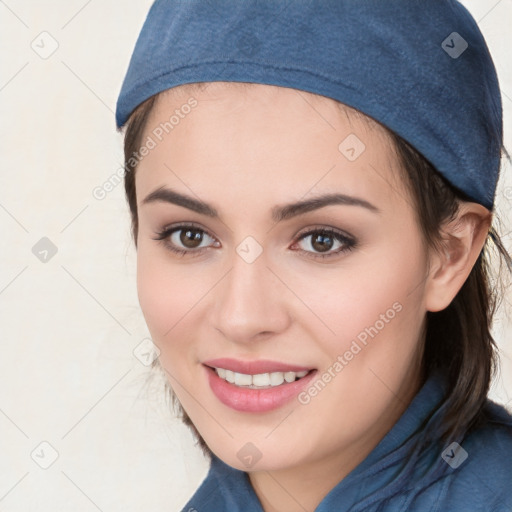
xmin=424 ymin=202 xmax=492 ymax=312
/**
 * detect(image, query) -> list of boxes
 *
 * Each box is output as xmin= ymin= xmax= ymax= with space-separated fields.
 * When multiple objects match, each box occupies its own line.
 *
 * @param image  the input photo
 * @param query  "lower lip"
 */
xmin=205 ymin=365 xmax=317 ymax=413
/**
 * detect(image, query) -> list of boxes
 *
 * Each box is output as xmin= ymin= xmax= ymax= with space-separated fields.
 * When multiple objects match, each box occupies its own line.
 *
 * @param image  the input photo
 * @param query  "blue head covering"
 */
xmin=116 ymin=0 xmax=503 ymax=209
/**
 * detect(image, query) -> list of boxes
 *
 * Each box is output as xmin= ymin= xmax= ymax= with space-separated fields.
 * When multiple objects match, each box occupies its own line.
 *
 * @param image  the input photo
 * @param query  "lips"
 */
xmin=203 ymin=358 xmax=313 ymax=375
xmin=203 ymin=358 xmax=317 ymax=412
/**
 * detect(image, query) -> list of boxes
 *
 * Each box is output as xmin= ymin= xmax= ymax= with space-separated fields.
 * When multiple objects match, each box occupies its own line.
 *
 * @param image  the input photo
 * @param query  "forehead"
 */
xmin=154 ymin=81 xmax=383 ymax=131
xmin=136 ymin=82 xmax=406 ymax=211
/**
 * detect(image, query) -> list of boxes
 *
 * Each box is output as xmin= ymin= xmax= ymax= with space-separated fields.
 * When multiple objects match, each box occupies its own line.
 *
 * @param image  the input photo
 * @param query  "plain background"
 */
xmin=1 ymin=1 xmax=511 ymax=511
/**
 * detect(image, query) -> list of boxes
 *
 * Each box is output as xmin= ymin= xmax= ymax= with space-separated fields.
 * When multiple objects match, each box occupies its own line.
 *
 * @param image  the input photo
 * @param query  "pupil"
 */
xmin=181 ymin=229 xmax=203 ymax=248
xmin=312 ymin=233 xmax=333 ymax=252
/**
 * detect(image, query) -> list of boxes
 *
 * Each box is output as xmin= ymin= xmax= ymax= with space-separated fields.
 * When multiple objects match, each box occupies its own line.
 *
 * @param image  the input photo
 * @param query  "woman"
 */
xmin=115 ymin=1 xmax=512 ymax=510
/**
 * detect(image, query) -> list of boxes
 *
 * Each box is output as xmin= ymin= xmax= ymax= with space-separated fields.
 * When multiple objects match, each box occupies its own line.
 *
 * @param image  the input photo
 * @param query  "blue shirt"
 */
xmin=181 ymin=371 xmax=512 ymax=511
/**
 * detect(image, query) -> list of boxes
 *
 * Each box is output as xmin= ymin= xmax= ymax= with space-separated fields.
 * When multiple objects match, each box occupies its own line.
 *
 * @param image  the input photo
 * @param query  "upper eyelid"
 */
xmin=296 ymin=226 xmax=354 ymax=239
xmin=160 ymin=222 xmax=216 ymax=240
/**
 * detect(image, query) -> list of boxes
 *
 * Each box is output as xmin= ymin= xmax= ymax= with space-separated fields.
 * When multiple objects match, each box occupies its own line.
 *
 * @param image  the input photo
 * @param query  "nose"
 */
xmin=210 ymin=247 xmax=291 ymax=345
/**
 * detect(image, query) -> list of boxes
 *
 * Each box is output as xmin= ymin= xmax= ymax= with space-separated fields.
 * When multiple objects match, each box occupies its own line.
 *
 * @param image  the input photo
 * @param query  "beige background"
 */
xmin=1 ymin=1 xmax=511 ymax=511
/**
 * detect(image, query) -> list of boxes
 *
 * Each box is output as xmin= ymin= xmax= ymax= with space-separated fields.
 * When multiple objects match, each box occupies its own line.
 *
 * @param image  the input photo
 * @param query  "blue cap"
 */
xmin=116 ymin=0 xmax=503 ymax=209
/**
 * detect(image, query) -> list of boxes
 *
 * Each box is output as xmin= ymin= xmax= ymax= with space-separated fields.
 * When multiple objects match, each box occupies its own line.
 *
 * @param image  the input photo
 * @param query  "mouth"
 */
xmin=202 ymin=358 xmax=317 ymax=412
xmin=206 ymin=365 xmax=312 ymax=389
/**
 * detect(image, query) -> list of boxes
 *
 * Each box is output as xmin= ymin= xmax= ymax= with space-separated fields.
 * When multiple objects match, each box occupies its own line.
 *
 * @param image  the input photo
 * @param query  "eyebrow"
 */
xmin=141 ymin=186 xmax=380 ymax=222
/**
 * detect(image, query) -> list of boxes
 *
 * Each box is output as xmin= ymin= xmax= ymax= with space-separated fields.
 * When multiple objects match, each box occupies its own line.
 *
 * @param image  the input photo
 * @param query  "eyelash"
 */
xmin=152 ymin=222 xmax=357 ymax=260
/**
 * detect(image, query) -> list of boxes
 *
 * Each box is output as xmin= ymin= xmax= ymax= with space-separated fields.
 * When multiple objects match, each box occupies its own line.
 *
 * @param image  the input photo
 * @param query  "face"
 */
xmin=134 ymin=82 xmax=430 ymax=474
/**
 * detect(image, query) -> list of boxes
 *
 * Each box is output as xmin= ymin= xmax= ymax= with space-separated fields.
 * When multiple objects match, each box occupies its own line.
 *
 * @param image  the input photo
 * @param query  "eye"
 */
xmin=153 ymin=223 xmax=356 ymax=261
xmin=291 ymin=227 xmax=356 ymax=260
xmin=152 ymin=223 xmax=219 ymax=257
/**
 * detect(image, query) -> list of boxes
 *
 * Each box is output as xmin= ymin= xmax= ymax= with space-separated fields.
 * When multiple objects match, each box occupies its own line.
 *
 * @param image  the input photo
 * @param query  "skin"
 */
xmin=133 ymin=82 xmax=491 ymax=511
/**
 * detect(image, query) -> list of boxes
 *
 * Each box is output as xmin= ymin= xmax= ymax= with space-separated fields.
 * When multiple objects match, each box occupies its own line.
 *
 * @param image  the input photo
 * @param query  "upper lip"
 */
xmin=203 ymin=358 xmax=314 ymax=375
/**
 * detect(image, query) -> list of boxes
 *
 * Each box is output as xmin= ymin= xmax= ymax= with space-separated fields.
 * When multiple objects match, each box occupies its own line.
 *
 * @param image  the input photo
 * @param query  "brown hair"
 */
xmin=120 ymin=82 xmax=511 ymax=459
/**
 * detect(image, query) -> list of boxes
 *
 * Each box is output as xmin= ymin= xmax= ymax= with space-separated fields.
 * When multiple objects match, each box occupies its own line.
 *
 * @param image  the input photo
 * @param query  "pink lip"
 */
xmin=203 ymin=363 xmax=317 ymax=413
xmin=203 ymin=357 xmax=313 ymax=374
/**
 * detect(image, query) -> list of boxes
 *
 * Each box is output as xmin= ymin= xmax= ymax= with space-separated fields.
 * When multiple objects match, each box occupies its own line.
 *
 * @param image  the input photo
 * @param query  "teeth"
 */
xmin=234 ymin=372 xmax=252 ymax=386
xmin=270 ymin=372 xmax=284 ymax=386
xmin=284 ymin=371 xmax=296 ymax=383
xmin=214 ymin=368 xmax=310 ymax=388
xmin=253 ymin=373 xmax=270 ymax=386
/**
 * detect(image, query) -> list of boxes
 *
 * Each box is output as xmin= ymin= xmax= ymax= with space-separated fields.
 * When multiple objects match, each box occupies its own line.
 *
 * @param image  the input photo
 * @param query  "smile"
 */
xmin=202 ymin=358 xmax=317 ymax=412
xmin=213 ymin=367 xmax=310 ymax=389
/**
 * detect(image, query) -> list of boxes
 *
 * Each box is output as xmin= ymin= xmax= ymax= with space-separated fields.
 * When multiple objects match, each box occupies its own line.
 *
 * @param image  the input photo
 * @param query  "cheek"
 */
xmin=136 ymin=245 xmax=197 ymax=353
xmin=303 ymin=236 xmax=427 ymax=363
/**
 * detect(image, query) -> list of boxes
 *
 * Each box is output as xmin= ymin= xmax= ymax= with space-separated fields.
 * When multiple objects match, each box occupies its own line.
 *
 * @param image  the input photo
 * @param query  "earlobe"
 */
xmin=424 ymin=203 xmax=492 ymax=313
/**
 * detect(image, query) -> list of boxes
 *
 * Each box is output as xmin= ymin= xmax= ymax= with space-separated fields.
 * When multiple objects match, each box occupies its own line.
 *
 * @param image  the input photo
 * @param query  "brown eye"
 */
xmin=293 ymin=228 xmax=356 ymax=260
xmin=310 ymin=232 xmax=335 ymax=253
xmin=153 ymin=223 xmax=218 ymax=257
xmin=180 ymin=228 xmax=205 ymax=249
